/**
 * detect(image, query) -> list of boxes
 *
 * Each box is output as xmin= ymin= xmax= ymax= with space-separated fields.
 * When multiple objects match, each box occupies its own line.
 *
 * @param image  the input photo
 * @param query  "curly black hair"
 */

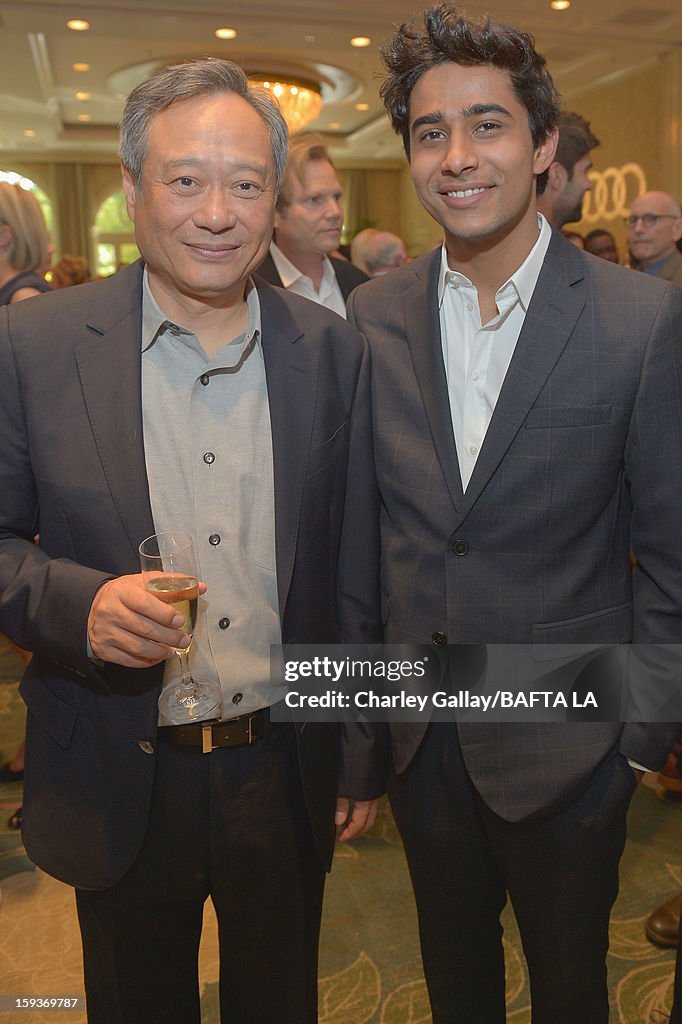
xmin=380 ymin=4 xmax=561 ymax=191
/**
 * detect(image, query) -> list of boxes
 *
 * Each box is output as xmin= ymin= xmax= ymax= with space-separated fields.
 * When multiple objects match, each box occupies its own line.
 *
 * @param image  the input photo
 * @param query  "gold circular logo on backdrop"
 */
xmin=582 ymin=163 xmax=648 ymax=222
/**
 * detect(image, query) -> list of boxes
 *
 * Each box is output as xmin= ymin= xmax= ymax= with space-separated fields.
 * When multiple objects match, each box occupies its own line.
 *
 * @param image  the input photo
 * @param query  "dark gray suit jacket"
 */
xmin=348 ymin=231 xmax=682 ymax=822
xmin=0 ymin=261 xmax=384 ymax=888
xmin=257 ymin=250 xmax=368 ymax=300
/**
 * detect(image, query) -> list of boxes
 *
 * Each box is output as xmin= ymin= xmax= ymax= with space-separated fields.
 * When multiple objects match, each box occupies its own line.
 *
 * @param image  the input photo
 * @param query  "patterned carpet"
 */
xmin=0 ymin=639 xmax=678 ymax=1022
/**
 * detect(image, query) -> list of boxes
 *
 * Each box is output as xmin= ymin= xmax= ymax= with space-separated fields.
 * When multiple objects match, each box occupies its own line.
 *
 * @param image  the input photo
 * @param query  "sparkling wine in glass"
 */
xmin=139 ymin=531 xmax=222 ymax=724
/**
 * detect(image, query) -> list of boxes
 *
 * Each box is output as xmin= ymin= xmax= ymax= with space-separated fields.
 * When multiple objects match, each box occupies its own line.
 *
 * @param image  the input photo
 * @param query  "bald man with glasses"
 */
xmin=627 ymin=190 xmax=682 ymax=286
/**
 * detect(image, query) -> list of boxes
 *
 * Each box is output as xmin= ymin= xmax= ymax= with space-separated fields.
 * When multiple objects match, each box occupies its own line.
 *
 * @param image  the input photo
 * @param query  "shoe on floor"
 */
xmin=645 ymin=893 xmax=682 ymax=947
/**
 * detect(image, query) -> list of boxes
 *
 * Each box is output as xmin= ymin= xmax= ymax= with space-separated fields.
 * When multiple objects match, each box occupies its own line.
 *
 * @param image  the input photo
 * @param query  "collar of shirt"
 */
xmin=141 ymin=267 xmax=263 ymax=362
xmin=637 ymin=249 xmax=676 ymax=276
xmin=437 ymin=213 xmax=553 ymax=317
xmin=269 ymin=241 xmax=337 ymax=295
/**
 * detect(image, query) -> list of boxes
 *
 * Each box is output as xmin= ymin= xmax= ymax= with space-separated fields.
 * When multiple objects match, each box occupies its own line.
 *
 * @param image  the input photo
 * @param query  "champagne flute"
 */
xmin=139 ymin=531 xmax=222 ymax=724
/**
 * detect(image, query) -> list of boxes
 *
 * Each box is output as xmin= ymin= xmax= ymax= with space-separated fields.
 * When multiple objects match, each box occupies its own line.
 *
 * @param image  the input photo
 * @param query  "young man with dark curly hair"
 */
xmin=348 ymin=5 xmax=682 ymax=1021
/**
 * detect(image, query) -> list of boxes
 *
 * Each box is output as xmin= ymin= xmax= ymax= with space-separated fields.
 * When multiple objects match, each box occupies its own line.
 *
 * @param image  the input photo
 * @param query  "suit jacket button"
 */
xmin=452 ymin=539 xmax=469 ymax=556
xmin=432 ymin=631 xmax=448 ymax=646
xmin=138 ymin=740 xmax=155 ymax=755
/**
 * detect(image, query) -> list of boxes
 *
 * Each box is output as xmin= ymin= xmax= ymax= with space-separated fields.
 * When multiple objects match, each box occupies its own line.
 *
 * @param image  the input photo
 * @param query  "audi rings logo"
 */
xmin=582 ymin=163 xmax=647 ymax=223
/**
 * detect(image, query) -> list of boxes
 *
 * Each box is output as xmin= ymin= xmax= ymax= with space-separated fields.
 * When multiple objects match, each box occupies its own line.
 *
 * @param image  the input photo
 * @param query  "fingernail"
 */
xmin=178 ymin=634 xmax=191 ymax=648
xmin=171 ymin=614 xmax=184 ymax=627
xmin=335 ymin=811 xmax=346 ymax=825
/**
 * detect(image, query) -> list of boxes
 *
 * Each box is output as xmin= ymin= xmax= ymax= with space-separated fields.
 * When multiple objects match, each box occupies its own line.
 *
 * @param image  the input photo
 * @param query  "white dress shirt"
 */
xmin=438 ymin=214 xmax=552 ymax=490
xmin=269 ymin=241 xmax=347 ymax=318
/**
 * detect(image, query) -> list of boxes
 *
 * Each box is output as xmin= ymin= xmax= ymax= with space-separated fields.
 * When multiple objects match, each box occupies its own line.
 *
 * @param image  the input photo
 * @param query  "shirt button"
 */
xmin=200 ymin=374 xmax=210 ymax=386
xmin=432 ymin=631 xmax=448 ymax=646
xmin=219 ymin=617 xmax=231 ymax=630
xmin=472 ymin=372 xmax=480 ymax=381
xmin=138 ymin=740 xmax=155 ymax=755
xmin=232 ymin=693 xmax=243 ymax=705
xmin=203 ymin=452 xmax=215 ymax=465
xmin=452 ymin=540 xmax=469 ymax=556
xmin=209 ymin=533 xmax=221 ymax=546
xmin=469 ymin=445 xmax=478 ymax=456
xmin=466 ymin=303 xmax=474 ymax=312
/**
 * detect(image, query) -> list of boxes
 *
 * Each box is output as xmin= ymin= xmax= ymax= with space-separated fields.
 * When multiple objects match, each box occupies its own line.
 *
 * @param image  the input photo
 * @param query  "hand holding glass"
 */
xmin=139 ymin=531 xmax=222 ymax=724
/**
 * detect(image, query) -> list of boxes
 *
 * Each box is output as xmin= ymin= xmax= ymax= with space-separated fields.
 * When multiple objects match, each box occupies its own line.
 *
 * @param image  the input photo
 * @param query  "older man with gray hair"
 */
xmin=627 ymin=189 xmax=682 ymax=285
xmin=351 ymin=228 xmax=409 ymax=277
xmin=0 ymin=58 xmax=383 ymax=1024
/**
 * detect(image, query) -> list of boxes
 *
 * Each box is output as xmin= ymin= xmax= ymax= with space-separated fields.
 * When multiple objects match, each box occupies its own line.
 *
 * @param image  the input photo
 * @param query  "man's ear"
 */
xmin=532 ymin=126 xmax=561 ymax=185
xmin=120 ymin=162 xmax=138 ymax=223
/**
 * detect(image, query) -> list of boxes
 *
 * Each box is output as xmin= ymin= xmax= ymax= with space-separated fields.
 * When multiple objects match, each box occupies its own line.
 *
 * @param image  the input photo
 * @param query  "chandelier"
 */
xmin=248 ymin=75 xmax=323 ymax=134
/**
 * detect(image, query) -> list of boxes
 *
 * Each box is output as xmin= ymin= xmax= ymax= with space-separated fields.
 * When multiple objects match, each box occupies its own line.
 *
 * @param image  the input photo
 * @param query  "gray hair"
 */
xmin=119 ymin=58 xmax=288 ymax=193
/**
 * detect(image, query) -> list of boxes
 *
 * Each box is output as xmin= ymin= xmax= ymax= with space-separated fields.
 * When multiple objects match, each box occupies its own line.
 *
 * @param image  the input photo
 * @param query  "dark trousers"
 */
xmin=76 ymin=722 xmax=325 ymax=1024
xmin=389 ymin=723 xmax=637 ymax=1024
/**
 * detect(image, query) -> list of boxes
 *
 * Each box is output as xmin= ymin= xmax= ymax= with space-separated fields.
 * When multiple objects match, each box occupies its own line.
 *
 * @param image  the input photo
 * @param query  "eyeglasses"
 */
xmin=625 ymin=213 xmax=678 ymax=228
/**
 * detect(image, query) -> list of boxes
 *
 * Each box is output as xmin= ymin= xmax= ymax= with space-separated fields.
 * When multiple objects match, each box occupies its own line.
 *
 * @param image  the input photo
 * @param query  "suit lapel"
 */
xmin=258 ymin=282 xmax=315 ymax=618
xmin=253 ymin=251 xmax=284 ymax=288
xmin=75 ymin=262 xmax=154 ymax=564
xmin=404 ymin=251 xmax=465 ymax=510
xmin=456 ymin=233 xmax=586 ymax=521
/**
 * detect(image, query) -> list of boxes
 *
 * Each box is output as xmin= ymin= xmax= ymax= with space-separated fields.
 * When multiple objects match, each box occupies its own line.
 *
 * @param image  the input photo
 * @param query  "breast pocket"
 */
xmin=525 ymin=404 xmax=612 ymax=430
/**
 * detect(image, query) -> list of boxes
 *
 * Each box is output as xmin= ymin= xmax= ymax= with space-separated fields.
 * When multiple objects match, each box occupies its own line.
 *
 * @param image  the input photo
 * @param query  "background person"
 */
xmin=351 ymin=228 xmax=409 ymax=276
xmin=627 ymin=190 xmax=682 ymax=284
xmin=584 ymin=228 xmax=620 ymax=263
xmin=0 ymin=182 xmax=51 ymax=304
xmin=256 ymin=134 xmax=368 ymax=314
xmin=536 ymin=109 xmax=599 ymax=229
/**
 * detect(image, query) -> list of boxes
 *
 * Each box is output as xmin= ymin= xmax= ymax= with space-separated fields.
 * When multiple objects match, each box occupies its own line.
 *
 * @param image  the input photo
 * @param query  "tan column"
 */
xmin=661 ymin=49 xmax=682 ymax=200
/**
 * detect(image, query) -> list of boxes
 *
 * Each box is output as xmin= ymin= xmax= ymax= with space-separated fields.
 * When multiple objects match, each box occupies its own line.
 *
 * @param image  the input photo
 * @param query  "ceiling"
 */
xmin=1 ymin=0 xmax=681 ymax=168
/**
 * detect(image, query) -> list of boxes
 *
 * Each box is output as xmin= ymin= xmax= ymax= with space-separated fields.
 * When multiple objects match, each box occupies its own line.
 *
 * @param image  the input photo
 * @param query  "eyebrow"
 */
xmin=161 ymin=157 xmax=269 ymax=176
xmin=410 ymin=103 xmax=512 ymax=136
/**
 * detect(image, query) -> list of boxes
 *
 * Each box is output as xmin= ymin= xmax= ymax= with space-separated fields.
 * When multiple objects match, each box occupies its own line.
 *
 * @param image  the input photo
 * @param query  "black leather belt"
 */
xmin=160 ymin=708 xmax=267 ymax=753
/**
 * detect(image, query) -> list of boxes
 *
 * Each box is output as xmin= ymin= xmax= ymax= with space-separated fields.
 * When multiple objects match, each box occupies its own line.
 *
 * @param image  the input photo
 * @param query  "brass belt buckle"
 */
xmin=201 ymin=723 xmax=214 ymax=754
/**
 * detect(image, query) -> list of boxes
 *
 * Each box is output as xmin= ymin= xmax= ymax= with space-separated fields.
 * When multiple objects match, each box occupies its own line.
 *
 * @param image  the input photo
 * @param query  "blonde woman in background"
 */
xmin=0 ymin=181 xmax=51 ymax=820
xmin=0 ymin=181 xmax=52 ymax=305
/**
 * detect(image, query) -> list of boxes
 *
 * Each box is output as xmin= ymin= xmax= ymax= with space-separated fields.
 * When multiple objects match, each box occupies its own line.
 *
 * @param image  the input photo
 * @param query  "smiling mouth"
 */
xmin=445 ymin=186 xmax=490 ymax=198
xmin=186 ymin=243 xmax=239 ymax=255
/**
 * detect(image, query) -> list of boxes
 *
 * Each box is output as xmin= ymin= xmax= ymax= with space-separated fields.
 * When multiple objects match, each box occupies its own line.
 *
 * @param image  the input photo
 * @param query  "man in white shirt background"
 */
xmin=256 ymin=134 xmax=368 ymax=315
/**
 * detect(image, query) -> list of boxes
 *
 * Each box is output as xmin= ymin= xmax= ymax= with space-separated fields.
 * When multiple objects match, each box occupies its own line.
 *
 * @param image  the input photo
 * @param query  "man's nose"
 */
xmin=194 ymin=187 xmax=238 ymax=230
xmin=441 ymin=129 xmax=478 ymax=176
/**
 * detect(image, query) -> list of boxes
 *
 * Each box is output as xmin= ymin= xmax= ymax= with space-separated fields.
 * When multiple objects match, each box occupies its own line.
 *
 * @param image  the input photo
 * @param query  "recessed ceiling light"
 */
xmin=67 ymin=19 xmax=90 ymax=31
xmin=550 ymin=0 xmax=571 ymax=8
xmin=77 ymin=113 xmax=91 ymax=122
xmin=72 ymin=62 xmax=90 ymax=72
xmin=23 ymin=129 xmax=36 ymax=138
xmin=329 ymin=122 xmax=342 ymax=129
xmin=215 ymin=27 xmax=237 ymax=39
xmin=350 ymin=36 xmax=371 ymax=48
xmin=355 ymin=102 xmax=370 ymax=111
xmin=75 ymin=91 xmax=91 ymax=100
xmin=305 ymin=34 xmax=316 ymax=43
